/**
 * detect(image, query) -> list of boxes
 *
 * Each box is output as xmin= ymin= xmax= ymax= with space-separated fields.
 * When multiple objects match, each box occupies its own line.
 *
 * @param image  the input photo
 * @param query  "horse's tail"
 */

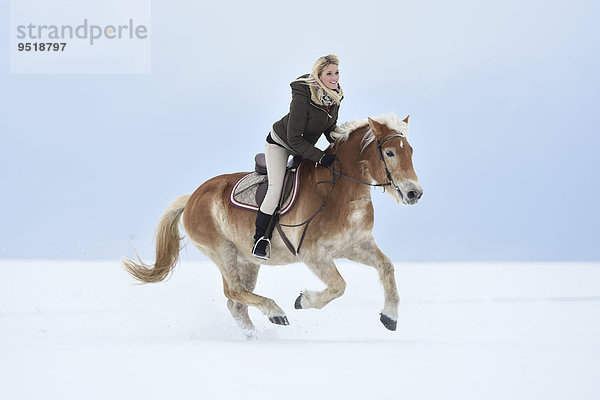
xmin=122 ymin=194 xmax=190 ymax=283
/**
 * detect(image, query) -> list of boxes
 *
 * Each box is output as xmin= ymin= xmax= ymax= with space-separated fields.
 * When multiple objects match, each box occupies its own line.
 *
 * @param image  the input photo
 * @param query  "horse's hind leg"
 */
xmin=214 ymin=241 xmax=290 ymax=326
xmin=222 ymin=261 xmax=260 ymax=332
xmin=223 ymin=277 xmax=290 ymax=326
xmin=295 ymin=254 xmax=346 ymax=310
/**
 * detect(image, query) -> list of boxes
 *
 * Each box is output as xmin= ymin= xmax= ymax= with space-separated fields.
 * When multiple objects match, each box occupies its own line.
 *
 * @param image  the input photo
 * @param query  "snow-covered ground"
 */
xmin=1 ymin=259 xmax=599 ymax=399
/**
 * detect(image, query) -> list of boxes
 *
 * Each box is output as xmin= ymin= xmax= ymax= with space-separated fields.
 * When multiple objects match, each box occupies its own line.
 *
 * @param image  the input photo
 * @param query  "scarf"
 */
xmin=308 ymin=81 xmax=343 ymax=107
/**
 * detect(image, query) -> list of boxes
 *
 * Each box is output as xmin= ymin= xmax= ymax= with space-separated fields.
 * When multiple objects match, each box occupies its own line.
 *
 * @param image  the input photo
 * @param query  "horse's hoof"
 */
xmin=269 ymin=316 xmax=290 ymax=326
xmin=294 ymin=293 xmax=303 ymax=309
xmin=243 ymin=329 xmax=257 ymax=341
xmin=380 ymin=313 xmax=397 ymax=331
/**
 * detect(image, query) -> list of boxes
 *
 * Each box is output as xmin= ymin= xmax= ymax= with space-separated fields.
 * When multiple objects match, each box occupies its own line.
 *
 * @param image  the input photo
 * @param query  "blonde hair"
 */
xmin=312 ymin=54 xmax=340 ymax=80
xmin=296 ymin=54 xmax=343 ymax=106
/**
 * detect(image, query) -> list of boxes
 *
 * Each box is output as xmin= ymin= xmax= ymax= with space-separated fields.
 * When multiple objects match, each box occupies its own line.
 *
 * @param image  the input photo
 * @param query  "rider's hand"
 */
xmin=318 ymin=153 xmax=336 ymax=168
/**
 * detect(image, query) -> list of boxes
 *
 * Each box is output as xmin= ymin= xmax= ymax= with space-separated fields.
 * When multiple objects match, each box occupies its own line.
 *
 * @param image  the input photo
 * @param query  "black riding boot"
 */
xmin=252 ymin=210 xmax=273 ymax=259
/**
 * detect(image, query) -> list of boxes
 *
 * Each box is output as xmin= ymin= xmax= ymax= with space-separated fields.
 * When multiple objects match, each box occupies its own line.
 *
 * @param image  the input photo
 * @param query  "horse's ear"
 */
xmin=403 ymin=115 xmax=410 ymax=123
xmin=368 ymin=117 xmax=384 ymax=136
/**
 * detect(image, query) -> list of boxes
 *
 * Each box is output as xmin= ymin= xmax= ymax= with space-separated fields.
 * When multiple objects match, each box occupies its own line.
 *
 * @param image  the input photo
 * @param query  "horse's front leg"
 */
xmin=295 ymin=254 xmax=346 ymax=310
xmin=346 ymin=237 xmax=400 ymax=331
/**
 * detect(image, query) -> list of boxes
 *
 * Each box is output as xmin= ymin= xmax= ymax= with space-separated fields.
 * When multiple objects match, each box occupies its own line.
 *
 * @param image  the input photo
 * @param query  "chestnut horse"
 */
xmin=123 ymin=113 xmax=423 ymax=333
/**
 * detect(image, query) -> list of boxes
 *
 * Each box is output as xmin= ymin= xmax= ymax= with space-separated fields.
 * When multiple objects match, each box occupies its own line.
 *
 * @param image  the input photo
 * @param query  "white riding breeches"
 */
xmin=259 ymin=142 xmax=293 ymax=215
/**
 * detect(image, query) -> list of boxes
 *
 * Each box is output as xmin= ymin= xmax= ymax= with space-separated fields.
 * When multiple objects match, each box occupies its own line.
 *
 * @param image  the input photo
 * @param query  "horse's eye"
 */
xmin=385 ymin=150 xmax=395 ymax=157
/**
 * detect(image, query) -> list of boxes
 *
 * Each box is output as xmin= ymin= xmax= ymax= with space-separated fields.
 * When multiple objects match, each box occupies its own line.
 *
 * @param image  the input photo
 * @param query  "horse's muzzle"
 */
xmin=399 ymin=180 xmax=423 ymax=205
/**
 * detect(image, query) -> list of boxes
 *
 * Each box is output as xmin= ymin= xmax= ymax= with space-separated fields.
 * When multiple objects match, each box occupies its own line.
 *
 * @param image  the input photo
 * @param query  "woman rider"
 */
xmin=253 ymin=54 xmax=343 ymax=259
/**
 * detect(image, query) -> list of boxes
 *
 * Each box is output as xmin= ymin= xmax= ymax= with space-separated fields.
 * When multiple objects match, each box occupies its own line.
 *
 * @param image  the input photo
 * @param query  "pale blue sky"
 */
xmin=1 ymin=0 xmax=598 ymax=261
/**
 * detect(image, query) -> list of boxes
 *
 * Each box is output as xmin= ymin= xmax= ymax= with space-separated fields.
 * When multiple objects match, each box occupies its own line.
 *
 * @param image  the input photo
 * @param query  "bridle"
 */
xmin=332 ymin=133 xmax=405 ymax=193
xmin=276 ymin=133 xmax=405 ymax=255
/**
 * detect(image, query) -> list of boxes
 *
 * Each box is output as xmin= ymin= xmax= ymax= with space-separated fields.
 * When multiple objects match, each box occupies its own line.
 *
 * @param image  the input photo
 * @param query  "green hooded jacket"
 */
xmin=272 ymin=74 xmax=342 ymax=162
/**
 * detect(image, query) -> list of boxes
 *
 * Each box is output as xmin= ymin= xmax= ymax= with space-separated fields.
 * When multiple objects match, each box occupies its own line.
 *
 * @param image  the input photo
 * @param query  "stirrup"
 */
xmin=252 ymin=236 xmax=271 ymax=260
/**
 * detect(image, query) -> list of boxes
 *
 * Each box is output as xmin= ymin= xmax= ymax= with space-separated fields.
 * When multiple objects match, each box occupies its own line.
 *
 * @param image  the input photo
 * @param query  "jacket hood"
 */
xmin=291 ymin=74 xmax=344 ymax=107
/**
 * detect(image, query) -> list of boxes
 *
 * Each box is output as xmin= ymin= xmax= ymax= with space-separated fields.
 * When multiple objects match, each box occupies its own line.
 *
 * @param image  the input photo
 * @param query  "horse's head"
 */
xmin=364 ymin=115 xmax=423 ymax=205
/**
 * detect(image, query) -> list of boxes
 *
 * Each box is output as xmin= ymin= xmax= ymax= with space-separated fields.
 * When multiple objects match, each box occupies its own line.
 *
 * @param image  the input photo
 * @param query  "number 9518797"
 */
xmin=18 ymin=42 xmax=66 ymax=51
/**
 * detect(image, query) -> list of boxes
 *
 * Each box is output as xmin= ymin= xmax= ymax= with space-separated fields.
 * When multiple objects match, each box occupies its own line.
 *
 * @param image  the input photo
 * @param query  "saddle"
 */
xmin=230 ymin=154 xmax=303 ymax=215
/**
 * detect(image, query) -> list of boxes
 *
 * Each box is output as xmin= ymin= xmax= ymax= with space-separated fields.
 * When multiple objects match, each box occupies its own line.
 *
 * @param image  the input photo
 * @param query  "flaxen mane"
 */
xmin=330 ymin=113 xmax=410 ymax=152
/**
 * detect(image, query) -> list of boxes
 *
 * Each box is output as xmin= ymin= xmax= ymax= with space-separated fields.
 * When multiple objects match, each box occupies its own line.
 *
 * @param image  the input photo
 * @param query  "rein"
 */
xmin=276 ymin=133 xmax=404 ymax=256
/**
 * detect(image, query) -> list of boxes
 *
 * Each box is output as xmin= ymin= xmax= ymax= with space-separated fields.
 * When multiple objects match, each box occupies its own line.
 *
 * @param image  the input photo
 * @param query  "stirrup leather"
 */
xmin=252 ymin=236 xmax=271 ymax=260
